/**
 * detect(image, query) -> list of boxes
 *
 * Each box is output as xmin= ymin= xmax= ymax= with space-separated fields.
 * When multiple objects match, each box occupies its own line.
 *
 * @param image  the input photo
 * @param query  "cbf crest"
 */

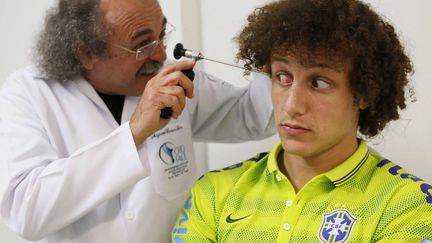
xmin=318 ymin=209 xmax=357 ymax=243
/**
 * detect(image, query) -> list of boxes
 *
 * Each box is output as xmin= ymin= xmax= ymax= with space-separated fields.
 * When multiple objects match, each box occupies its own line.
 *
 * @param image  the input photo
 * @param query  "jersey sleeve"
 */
xmin=172 ymin=176 xmax=218 ymax=242
xmin=373 ymin=181 xmax=432 ymax=242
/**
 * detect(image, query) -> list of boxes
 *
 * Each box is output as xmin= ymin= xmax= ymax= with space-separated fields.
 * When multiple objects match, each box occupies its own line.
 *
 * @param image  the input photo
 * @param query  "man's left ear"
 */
xmin=359 ymin=99 xmax=368 ymax=110
xmin=79 ymin=44 xmax=95 ymax=70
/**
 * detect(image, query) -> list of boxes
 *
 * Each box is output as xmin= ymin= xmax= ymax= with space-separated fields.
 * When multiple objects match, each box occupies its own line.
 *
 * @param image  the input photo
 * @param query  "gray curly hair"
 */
xmin=34 ymin=0 xmax=110 ymax=81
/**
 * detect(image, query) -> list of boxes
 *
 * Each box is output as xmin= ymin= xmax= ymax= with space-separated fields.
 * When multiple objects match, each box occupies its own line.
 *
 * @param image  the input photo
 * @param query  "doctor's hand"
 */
xmin=129 ymin=60 xmax=195 ymax=145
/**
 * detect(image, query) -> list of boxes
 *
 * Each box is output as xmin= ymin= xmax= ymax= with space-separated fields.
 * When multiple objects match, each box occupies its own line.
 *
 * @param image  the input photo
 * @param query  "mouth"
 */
xmin=280 ymin=122 xmax=311 ymax=135
xmin=138 ymin=68 xmax=158 ymax=77
xmin=139 ymin=71 xmax=157 ymax=78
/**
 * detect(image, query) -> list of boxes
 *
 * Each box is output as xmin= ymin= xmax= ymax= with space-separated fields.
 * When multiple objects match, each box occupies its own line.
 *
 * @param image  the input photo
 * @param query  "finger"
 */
xmin=148 ymin=68 xmax=190 ymax=89
xmin=176 ymin=71 xmax=194 ymax=98
xmin=159 ymin=85 xmax=186 ymax=110
xmin=170 ymin=101 xmax=183 ymax=119
xmin=158 ymin=60 xmax=196 ymax=77
xmin=158 ymin=91 xmax=184 ymax=119
xmin=154 ymin=70 xmax=194 ymax=98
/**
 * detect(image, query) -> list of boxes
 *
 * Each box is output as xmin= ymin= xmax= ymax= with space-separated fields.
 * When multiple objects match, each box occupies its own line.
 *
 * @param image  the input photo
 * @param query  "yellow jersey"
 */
xmin=172 ymin=141 xmax=432 ymax=242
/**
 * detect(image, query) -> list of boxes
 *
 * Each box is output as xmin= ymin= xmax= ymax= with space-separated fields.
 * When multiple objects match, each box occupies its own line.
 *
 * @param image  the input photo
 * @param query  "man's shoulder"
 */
xmin=8 ymin=64 xmax=40 ymax=77
xmin=2 ymin=65 xmax=86 ymax=94
xmin=366 ymin=153 xmax=431 ymax=206
xmin=194 ymin=152 xmax=270 ymax=191
xmin=3 ymin=65 xmax=50 ymax=89
xmin=367 ymin=156 xmax=432 ymax=239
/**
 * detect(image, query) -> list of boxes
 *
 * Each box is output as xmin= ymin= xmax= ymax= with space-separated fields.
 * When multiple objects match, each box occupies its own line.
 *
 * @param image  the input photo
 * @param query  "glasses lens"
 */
xmin=135 ymin=23 xmax=175 ymax=60
xmin=163 ymin=22 xmax=175 ymax=42
xmin=136 ymin=41 xmax=159 ymax=60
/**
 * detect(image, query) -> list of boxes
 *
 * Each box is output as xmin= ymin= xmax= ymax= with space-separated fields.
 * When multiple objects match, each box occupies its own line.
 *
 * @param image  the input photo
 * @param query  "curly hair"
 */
xmin=34 ymin=0 xmax=109 ymax=81
xmin=236 ymin=0 xmax=414 ymax=138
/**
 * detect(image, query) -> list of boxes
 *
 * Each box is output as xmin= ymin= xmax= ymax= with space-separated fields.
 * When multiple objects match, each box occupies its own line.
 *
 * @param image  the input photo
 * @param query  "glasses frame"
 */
xmin=111 ymin=22 xmax=175 ymax=61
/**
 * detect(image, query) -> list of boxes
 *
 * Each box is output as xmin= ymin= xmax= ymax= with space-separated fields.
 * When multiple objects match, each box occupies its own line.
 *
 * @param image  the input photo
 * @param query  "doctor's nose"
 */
xmin=149 ymin=42 xmax=167 ymax=63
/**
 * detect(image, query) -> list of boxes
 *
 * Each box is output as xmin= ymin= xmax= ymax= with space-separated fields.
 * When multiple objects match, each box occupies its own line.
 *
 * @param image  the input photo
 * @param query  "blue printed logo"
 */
xmin=318 ymin=209 xmax=357 ymax=243
xmin=159 ymin=142 xmax=187 ymax=165
xmin=377 ymin=159 xmax=432 ymax=204
xmin=172 ymin=194 xmax=193 ymax=243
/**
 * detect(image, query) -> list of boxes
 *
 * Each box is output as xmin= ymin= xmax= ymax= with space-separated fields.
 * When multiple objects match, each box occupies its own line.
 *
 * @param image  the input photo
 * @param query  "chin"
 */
xmin=280 ymin=139 xmax=315 ymax=157
xmin=131 ymin=78 xmax=151 ymax=95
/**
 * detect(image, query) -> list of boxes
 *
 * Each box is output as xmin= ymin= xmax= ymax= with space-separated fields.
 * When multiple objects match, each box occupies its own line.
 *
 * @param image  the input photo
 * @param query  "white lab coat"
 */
xmin=0 ymin=64 xmax=274 ymax=243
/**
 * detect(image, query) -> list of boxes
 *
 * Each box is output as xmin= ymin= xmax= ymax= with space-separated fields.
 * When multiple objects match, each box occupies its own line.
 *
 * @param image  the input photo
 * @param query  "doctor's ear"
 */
xmin=79 ymin=45 xmax=95 ymax=70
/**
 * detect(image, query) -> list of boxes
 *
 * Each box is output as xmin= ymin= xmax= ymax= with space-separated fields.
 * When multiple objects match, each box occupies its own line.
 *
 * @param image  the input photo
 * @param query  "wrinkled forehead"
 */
xmin=99 ymin=0 xmax=163 ymax=27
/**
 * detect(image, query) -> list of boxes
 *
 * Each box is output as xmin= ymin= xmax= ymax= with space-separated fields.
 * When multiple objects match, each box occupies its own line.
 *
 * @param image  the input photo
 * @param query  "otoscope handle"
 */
xmin=160 ymin=69 xmax=195 ymax=119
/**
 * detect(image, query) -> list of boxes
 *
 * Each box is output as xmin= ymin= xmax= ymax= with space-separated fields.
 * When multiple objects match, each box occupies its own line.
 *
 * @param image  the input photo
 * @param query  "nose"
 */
xmin=148 ymin=42 xmax=167 ymax=62
xmin=283 ymin=83 xmax=307 ymax=118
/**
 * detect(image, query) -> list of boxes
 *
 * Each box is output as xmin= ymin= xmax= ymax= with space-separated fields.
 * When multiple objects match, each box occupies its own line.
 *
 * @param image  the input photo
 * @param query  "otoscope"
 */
xmin=160 ymin=43 xmax=261 ymax=119
xmin=173 ymin=43 xmax=254 ymax=71
xmin=159 ymin=44 xmax=195 ymax=119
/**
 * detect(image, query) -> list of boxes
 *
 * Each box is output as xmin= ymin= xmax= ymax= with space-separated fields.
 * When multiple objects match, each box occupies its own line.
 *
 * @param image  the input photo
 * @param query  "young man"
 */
xmin=0 ymin=0 xmax=274 ymax=242
xmin=172 ymin=0 xmax=432 ymax=242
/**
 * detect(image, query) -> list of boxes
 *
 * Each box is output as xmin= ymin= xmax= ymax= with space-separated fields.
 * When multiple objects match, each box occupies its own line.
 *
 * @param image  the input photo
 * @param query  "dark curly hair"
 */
xmin=34 ymin=0 xmax=109 ymax=81
xmin=236 ymin=0 xmax=414 ymax=138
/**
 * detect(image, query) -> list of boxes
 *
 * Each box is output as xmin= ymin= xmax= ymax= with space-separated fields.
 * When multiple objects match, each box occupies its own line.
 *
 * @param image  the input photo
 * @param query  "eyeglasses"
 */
xmin=111 ymin=22 xmax=175 ymax=61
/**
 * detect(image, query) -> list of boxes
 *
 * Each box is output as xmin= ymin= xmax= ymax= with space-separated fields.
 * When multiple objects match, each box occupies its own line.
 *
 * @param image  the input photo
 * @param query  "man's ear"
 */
xmin=79 ymin=45 xmax=94 ymax=70
xmin=359 ymin=98 xmax=368 ymax=110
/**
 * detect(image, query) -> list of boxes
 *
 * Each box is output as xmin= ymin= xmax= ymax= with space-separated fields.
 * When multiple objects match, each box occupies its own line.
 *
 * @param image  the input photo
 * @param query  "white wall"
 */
xmin=0 ymin=0 xmax=431 ymax=241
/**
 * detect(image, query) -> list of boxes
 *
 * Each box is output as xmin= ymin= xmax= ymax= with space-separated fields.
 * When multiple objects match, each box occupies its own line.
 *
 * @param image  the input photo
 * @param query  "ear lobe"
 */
xmin=79 ymin=45 xmax=94 ymax=70
xmin=359 ymin=99 xmax=368 ymax=110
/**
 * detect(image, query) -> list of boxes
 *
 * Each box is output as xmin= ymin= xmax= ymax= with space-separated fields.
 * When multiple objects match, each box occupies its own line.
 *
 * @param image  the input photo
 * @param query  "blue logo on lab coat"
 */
xmin=159 ymin=142 xmax=187 ymax=165
xmin=318 ymin=209 xmax=357 ymax=243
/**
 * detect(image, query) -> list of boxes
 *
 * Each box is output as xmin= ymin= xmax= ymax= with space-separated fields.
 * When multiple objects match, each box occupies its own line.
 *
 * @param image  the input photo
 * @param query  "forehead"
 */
xmin=271 ymin=48 xmax=351 ymax=72
xmin=100 ymin=0 xmax=164 ymax=40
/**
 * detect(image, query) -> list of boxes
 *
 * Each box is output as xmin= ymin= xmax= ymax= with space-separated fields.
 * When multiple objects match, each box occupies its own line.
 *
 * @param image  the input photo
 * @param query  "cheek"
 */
xmin=112 ymin=60 xmax=143 ymax=79
xmin=271 ymin=95 xmax=286 ymax=123
xmin=322 ymin=102 xmax=360 ymax=133
xmin=271 ymin=86 xmax=284 ymax=110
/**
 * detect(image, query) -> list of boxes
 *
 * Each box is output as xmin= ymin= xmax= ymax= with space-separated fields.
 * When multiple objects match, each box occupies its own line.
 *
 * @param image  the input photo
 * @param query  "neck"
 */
xmin=278 ymin=139 xmax=360 ymax=192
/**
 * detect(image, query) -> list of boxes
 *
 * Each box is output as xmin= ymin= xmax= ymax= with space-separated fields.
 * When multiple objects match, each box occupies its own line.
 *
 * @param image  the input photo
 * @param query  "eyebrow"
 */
xmin=271 ymin=55 xmax=340 ymax=71
xmin=131 ymin=17 xmax=167 ymax=42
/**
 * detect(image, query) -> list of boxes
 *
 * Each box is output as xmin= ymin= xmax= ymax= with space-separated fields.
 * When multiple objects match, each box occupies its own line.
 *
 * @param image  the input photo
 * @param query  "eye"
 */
xmin=311 ymin=78 xmax=330 ymax=89
xmin=273 ymin=72 xmax=293 ymax=86
xmin=134 ymin=40 xmax=152 ymax=51
xmin=159 ymin=28 xmax=167 ymax=41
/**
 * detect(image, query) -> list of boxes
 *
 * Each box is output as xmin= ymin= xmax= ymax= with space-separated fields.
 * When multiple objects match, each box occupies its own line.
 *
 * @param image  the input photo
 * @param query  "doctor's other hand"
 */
xmin=129 ymin=60 xmax=195 ymax=145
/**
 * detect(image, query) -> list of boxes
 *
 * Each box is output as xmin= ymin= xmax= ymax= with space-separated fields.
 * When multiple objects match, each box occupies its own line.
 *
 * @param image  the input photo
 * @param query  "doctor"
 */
xmin=0 ymin=0 xmax=274 ymax=242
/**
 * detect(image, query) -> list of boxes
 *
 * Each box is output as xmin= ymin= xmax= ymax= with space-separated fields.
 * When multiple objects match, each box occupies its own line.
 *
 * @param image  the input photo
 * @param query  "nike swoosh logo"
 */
xmin=226 ymin=213 xmax=250 ymax=223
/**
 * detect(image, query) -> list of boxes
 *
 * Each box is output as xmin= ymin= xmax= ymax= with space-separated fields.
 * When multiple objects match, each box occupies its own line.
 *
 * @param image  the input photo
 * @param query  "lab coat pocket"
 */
xmin=145 ymin=113 xmax=197 ymax=200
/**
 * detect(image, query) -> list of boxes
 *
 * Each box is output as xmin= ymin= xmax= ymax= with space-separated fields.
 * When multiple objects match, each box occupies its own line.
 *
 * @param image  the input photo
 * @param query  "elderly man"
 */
xmin=172 ymin=0 xmax=432 ymax=242
xmin=0 ymin=0 xmax=274 ymax=242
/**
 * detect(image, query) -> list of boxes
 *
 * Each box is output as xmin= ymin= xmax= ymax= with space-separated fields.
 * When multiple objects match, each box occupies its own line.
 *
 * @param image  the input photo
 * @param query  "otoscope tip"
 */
xmin=173 ymin=43 xmax=185 ymax=60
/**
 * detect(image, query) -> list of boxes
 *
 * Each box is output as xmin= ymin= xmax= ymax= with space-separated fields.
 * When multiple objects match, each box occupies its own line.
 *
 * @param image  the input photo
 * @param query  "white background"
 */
xmin=1 ymin=0 xmax=431 ymax=241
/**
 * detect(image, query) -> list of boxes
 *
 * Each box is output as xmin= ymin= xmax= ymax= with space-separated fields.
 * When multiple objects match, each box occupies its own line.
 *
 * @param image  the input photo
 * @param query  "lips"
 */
xmin=281 ymin=122 xmax=311 ymax=135
xmin=139 ymin=71 xmax=157 ymax=77
xmin=138 ymin=68 xmax=158 ymax=76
